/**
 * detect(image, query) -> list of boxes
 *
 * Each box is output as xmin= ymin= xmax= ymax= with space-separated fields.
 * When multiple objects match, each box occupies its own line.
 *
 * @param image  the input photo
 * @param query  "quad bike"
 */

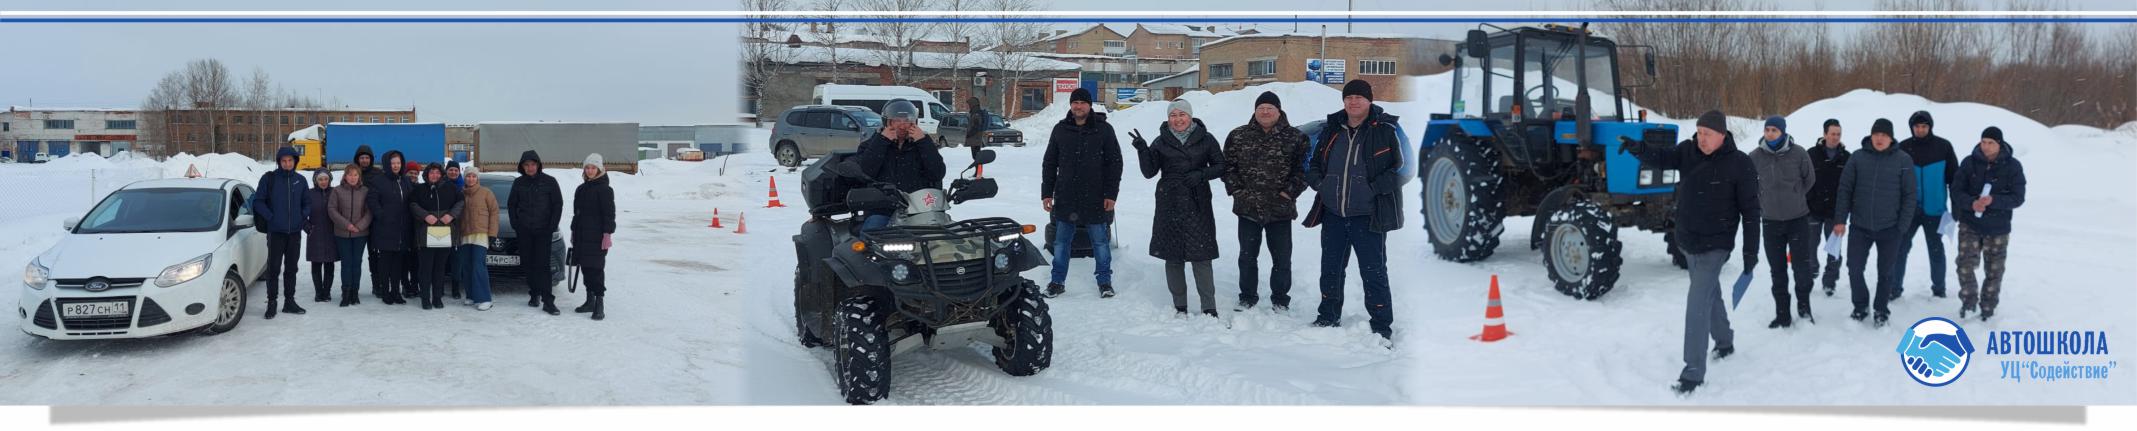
xmin=791 ymin=148 xmax=1054 ymax=405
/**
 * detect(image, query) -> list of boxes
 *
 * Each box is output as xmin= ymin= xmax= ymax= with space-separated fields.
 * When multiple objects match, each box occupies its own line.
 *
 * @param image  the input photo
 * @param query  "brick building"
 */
xmin=1127 ymin=24 xmax=1242 ymax=59
xmin=1034 ymin=24 xmax=1128 ymax=56
xmin=1196 ymin=33 xmax=1456 ymax=102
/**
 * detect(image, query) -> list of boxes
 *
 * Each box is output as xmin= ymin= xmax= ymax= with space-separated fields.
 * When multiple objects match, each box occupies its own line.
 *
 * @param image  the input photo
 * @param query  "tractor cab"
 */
xmin=1417 ymin=24 xmax=1688 ymax=300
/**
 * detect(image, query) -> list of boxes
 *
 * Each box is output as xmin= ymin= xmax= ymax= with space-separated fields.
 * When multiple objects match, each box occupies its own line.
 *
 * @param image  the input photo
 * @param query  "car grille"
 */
xmin=52 ymin=277 xmax=147 ymax=291
xmin=55 ymin=296 xmax=137 ymax=331
xmin=137 ymin=297 xmax=172 ymax=327
xmin=31 ymin=300 xmax=56 ymax=330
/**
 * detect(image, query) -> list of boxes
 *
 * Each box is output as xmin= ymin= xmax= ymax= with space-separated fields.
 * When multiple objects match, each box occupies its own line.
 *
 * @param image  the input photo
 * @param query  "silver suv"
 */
xmin=770 ymin=105 xmax=883 ymax=168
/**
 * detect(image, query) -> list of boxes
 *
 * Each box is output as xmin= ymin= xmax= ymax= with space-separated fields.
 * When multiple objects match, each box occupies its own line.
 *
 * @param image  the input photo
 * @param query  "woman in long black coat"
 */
xmin=571 ymin=153 xmax=617 ymax=321
xmin=1132 ymin=100 xmax=1226 ymax=318
xmin=304 ymin=169 xmax=338 ymax=303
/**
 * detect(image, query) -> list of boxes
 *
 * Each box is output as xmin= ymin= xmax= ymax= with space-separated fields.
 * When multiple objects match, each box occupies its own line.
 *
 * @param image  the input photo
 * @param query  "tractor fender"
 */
xmin=1530 ymin=185 xmax=1587 ymax=250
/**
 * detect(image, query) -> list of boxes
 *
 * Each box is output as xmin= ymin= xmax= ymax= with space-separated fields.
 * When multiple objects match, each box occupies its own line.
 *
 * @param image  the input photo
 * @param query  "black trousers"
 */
xmin=263 ymin=232 xmax=301 ymax=301
xmin=579 ymin=251 xmax=608 ymax=297
xmin=523 ymin=234 xmax=555 ymax=301
xmin=1761 ymin=216 xmax=1817 ymax=318
xmin=418 ymin=246 xmax=453 ymax=303
xmin=375 ymin=249 xmax=407 ymax=297
xmin=1236 ymin=216 xmax=1293 ymax=306
xmin=310 ymin=261 xmax=335 ymax=299
xmin=1847 ymin=225 xmax=1905 ymax=315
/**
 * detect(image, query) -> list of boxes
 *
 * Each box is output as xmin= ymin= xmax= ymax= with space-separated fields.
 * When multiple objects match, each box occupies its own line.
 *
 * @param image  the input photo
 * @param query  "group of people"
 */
xmin=1036 ymin=80 xmax=1405 ymax=342
xmin=1630 ymin=110 xmax=2029 ymax=395
xmin=245 ymin=145 xmax=618 ymax=321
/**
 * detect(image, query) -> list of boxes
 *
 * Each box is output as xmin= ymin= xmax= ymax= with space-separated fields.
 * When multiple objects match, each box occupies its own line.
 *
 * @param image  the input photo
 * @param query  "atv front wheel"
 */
xmin=834 ymin=295 xmax=891 ymax=405
xmin=992 ymin=281 xmax=1054 ymax=376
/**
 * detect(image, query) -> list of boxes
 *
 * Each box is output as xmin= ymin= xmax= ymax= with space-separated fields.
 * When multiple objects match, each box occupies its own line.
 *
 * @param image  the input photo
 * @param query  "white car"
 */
xmin=19 ymin=178 xmax=266 ymax=340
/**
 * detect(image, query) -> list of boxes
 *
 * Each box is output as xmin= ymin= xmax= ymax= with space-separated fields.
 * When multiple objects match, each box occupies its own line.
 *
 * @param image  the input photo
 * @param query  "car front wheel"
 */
xmin=200 ymin=270 xmax=246 ymax=335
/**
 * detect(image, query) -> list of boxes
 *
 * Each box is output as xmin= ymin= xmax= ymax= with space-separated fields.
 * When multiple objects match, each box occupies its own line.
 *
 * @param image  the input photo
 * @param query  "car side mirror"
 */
xmin=62 ymin=217 xmax=79 ymax=232
xmin=973 ymin=149 xmax=998 ymax=166
xmin=1644 ymin=51 xmax=1658 ymax=76
xmin=233 ymin=214 xmax=255 ymax=228
xmin=1465 ymin=29 xmax=1489 ymax=58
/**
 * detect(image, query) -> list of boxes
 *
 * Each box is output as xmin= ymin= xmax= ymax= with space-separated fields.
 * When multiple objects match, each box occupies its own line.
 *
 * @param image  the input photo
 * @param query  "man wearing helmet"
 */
xmin=855 ymin=98 xmax=948 ymax=230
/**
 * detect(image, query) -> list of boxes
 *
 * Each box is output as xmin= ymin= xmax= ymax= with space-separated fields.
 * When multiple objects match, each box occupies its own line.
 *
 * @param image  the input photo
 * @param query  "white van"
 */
xmin=812 ymin=84 xmax=952 ymax=137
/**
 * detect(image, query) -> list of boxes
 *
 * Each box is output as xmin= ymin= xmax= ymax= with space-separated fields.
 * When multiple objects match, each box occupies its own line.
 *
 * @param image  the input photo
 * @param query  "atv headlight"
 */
xmin=993 ymin=253 xmax=1011 ymax=272
xmin=889 ymin=262 xmax=914 ymax=283
xmin=993 ymin=233 xmax=1021 ymax=244
xmin=154 ymin=254 xmax=212 ymax=288
xmin=23 ymin=260 xmax=48 ymax=290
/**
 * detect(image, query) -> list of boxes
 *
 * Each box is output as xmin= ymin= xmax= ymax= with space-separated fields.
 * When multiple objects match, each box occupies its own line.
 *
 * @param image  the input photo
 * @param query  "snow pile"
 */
xmin=158 ymin=152 xmax=273 ymax=182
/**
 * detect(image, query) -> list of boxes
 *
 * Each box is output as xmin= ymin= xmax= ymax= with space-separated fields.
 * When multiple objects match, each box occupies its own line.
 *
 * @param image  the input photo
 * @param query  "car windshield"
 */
xmin=75 ymin=188 xmax=224 ymax=234
xmin=849 ymin=110 xmax=884 ymax=128
xmin=986 ymin=115 xmax=1010 ymax=129
xmin=481 ymin=175 xmax=516 ymax=209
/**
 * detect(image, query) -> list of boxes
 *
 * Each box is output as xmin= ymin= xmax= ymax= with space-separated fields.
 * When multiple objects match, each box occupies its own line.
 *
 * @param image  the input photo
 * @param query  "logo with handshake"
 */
xmin=1898 ymin=317 xmax=1978 ymax=387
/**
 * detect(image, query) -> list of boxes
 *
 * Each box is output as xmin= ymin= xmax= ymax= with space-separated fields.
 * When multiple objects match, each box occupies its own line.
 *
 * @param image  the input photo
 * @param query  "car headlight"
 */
xmin=878 ymin=242 xmax=918 ymax=253
xmin=889 ymin=262 xmax=913 ymax=283
xmin=993 ymin=253 xmax=1011 ymax=271
xmin=23 ymin=260 xmax=48 ymax=290
xmin=154 ymin=254 xmax=212 ymax=288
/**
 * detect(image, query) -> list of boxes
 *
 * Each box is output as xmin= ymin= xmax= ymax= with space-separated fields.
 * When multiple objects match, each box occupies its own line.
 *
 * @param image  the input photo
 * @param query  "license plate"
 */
xmin=61 ymin=301 xmax=131 ymax=318
xmin=487 ymin=255 xmax=521 ymax=266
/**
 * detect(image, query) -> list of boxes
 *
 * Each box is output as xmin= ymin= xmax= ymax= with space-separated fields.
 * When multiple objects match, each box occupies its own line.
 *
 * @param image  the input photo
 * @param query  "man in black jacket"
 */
xmin=1951 ymin=127 xmax=2025 ymax=321
xmin=1040 ymin=88 xmax=1123 ymax=298
xmin=510 ymin=150 xmax=566 ymax=315
xmin=1303 ymin=79 xmax=1405 ymax=342
xmin=1627 ymin=110 xmax=1760 ymax=395
xmin=253 ymin=146 xmax=311 ymax=319
xmin=855 ymin=99 xmax=947 ymax=225
xmin=1222 ymin=91 xmax=1308 ymax=311
xmin=1806 ymin=119 xmax=1850 ymax=296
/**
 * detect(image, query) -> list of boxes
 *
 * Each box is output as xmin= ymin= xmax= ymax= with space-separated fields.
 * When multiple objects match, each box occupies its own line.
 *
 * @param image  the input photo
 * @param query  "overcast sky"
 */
xmin=0 ymin=0 xmax=737 ymax=125
xmin=0 ymin=0 xmax=2122 ymax=124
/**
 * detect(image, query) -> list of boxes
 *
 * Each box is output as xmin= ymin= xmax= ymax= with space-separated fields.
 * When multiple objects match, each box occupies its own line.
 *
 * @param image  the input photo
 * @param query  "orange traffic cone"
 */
xmin=1470 ymin=275 xmax=1514 ymax=342
xmin=708 ymin=208 xmax=724 ymax=229
xmin=732 ymin=212 xmax=748 ymax=234
xmin=765 ymin=177 xmax=788 ymax=208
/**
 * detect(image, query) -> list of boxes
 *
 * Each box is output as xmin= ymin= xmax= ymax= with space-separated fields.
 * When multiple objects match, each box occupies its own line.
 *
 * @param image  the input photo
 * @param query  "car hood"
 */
xmin=37 ymin=231 xmax=223 ymax=278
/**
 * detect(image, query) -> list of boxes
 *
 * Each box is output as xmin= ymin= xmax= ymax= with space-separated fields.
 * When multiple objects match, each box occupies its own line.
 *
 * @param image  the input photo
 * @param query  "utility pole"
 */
xmin=1347 ymin=0 xmax=1354 ymax=33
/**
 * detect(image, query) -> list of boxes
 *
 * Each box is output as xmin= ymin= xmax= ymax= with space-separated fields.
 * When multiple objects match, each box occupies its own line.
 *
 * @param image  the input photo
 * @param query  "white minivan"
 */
xmin=812 ymin=84 xmax=953 ymax=137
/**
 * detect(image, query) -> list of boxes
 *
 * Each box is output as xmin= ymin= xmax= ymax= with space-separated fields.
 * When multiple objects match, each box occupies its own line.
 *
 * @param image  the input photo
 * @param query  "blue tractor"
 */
xmin=1419 ymin=24 xmax=1683 ymax=299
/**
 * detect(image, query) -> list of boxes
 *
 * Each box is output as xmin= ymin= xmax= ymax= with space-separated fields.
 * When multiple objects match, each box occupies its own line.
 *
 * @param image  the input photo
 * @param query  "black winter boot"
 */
xmin=264 ymin=298 xmax=279 ymax=320
xmin=591 ymin=296 xmax=605 ymax=321
xmin=542 ymin=298 xmax=560 ymax=315
xmin=575 ymin=296 xmax=596 ymax=313
xmin=282 ymin=300 xmax=306 ymax=315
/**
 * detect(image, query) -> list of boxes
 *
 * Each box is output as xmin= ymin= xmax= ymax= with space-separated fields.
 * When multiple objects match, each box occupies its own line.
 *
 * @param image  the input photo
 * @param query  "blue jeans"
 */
xmin=1048 ymin=221 xmax=1112 ymax=286
xmin=335 ymin=236 xmax=368 ymax=294
xmin=456 ymin=244 xmax=493 ymax=304
xmin=1317 ymin=214 xmax=1393 ymax=336
xmin=861 ymin=214 xmax=894 ymax=232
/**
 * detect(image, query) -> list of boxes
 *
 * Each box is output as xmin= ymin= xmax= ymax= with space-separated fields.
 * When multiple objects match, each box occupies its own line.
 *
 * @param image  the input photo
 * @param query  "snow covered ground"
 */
xmin=748 ymin=75 xmax=2137 ymax=405
xmin=2 ymin=73 xmax=2129 ymax=406
xmin=0 ymin=152 xmax=750 ymax=405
